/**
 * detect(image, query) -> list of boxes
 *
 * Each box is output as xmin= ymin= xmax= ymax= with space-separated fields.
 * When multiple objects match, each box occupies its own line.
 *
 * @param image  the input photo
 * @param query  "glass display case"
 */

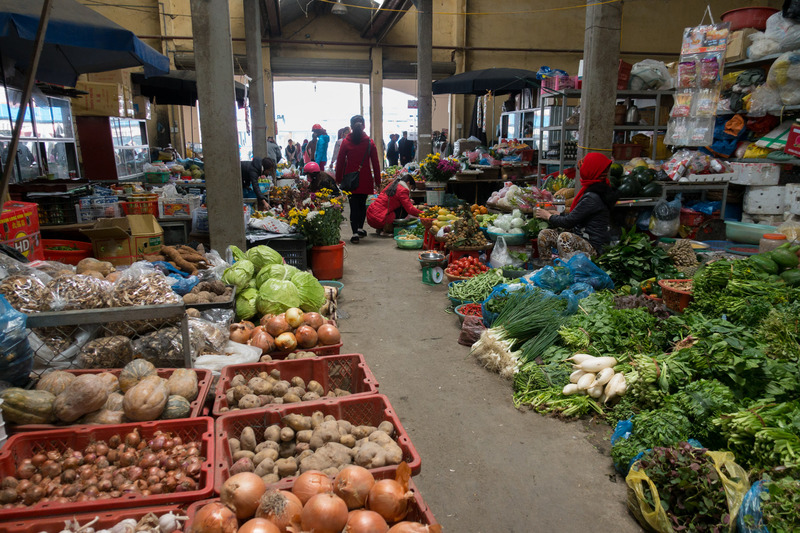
xmin=76 ymin=116 xmax=150 ymax=180
xmin=0 ymin=87 xmax=81 ymax=182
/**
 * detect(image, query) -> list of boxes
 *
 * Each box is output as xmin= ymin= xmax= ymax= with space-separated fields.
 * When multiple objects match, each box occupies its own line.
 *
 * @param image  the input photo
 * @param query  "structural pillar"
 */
xmin=577 ymin=1 xmax=622 ymax=162
xmin=416 ymin=0 xmax=433 ymax=160
xmin=244 ymin=0 xmax=267 ymax=159
xmin=190 ymin=0 xmax=246 ymax=251
xmin=262 ymin=44 xmax=277 ymax=139
xmin=449 ymin=0 xmax=467 ymax=144
xmin=370 ymin=46 xmax=384 ymax=169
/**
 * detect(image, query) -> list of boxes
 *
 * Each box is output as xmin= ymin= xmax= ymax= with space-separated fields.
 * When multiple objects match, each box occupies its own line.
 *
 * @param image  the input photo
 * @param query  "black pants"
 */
xmin=395 ymin=206 xmax=408 ymax=219
xmin=349 ymin=194 xmax=368 ymax=234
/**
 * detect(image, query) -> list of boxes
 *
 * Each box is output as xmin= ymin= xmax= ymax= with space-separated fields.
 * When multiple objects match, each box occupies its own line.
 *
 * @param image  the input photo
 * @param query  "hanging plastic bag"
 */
xmin=489 ymin=236 xmax=523 ymax=268
xmin=563 ymin=253 xmax=615 ymax=291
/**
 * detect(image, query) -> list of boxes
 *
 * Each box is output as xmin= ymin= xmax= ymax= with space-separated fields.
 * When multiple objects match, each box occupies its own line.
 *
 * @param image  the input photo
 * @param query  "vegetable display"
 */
xmin=444 ymin=256 xmax=488 ymax=279
xmin=442 ymin=205 xmax=488 ymax=249
xmin=229 ymin=309 xmax=341 ymax=358
xmin=447 ymin=269 xmax=507 ymax=303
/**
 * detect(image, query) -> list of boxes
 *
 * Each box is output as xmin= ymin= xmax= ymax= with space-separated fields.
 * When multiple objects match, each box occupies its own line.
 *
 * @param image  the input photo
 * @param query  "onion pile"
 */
xmin=188 ymin=464 xmax=437 ymax=533
xmin=230 ymin=309 xmax=340 ymax=356
xmin=0 ymin=429 xmax=205 ymax=509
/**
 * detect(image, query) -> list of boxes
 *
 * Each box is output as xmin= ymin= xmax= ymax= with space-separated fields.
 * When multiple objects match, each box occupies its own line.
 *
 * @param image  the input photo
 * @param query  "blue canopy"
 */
xmin=0 ymin=0 xmax=169 ymax=87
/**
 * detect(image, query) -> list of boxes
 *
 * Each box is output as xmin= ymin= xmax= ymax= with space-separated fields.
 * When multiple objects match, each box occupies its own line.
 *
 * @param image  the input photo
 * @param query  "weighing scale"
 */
xmin=418 ymin=251 xmax=446 ymax=285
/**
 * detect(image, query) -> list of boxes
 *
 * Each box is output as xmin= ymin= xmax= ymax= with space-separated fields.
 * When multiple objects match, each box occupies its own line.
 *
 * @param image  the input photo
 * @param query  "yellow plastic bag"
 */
xmin=742 ymin=143 xmax=773 ymax=159
xmin=626 ymin=450 xmax=750 ymax=533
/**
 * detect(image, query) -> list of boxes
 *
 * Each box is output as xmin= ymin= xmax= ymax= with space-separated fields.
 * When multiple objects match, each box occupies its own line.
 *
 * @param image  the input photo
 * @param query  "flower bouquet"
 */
xmin=289 ymin=188 xmax=345 ymax=247
xmin=420 ymin=153 xmax=460 ymax=183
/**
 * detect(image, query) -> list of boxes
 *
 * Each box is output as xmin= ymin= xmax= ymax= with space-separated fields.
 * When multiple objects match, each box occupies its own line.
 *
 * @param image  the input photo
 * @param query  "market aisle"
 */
xmin=334 ymin=232 xmax=641 ymax=532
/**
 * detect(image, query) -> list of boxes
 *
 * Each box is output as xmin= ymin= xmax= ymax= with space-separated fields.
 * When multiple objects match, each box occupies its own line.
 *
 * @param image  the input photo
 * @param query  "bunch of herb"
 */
xmin=524 ymin=217 xmax=549 ymax=235
xmin=607 ymin=393 xmax=641 ymax=428
xmin=560 ymin=304 xmax=668 ymax=358
xmin=635 ymin=443 xmax=734 ymax=533
xmin=522 ymin=386 xmax=604 ymax=418
xmin=512 ymin=361 xmax=571 ymax=407
xmin=759 ymin=302 xmax=800 ymax=361
xmin=596 ymin=227 xmax=678 ymax=287
xmin=672 ymin=379 xmax=740 ymax=445
xmin=756 ymin=475 xmax=800 ymax=533
xmin=610 ymin=405 xmax=694 ymax=469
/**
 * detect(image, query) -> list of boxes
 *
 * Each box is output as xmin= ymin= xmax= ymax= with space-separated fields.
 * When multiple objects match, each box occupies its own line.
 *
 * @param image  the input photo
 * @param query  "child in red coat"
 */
xmin=367 ymin=175 xmax=422 ymax=235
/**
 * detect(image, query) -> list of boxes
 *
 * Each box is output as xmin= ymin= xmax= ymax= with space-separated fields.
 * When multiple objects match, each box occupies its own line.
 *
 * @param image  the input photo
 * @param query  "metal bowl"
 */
xmin=419 ymin=251 xmax=445 ymax=262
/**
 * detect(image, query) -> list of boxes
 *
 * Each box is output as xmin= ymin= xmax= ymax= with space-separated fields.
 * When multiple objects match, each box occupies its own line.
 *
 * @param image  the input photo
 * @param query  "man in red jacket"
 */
xmin=335 ymin=115 xmax=382 ymax=244
xmin=367 ymin=175 xmax=422 ymax=235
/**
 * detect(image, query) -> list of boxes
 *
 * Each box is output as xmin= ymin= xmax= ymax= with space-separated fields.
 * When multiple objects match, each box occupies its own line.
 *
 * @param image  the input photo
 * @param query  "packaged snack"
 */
xmin=678 ymin=61 xmax=697 ymax=89
xmin=671 ymin=92 xmax=693 ymax=117
xmin=694 ymin=88 xmax=719 ymax=117
xmin=700 ymin=56 xmax=720 ymax=88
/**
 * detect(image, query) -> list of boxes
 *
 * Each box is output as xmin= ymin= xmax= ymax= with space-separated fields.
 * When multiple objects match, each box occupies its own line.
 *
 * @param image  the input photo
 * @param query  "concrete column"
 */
xmin=416 ymin=0 xmax=433 ymax=160
xmin=244 ymin=0 xmax=267 ymax=159
xmin=449 ymin=0 xmax=467 ymax=143
xmin=190 ymin=0 xmax=246 ymax=251
xmin=262 ymin=44 xmax=277 ymax=139
xmin=577 ymin=1 xmax=622 ymax=162
xmin=370 ymin=46 xmax=384 ymax=169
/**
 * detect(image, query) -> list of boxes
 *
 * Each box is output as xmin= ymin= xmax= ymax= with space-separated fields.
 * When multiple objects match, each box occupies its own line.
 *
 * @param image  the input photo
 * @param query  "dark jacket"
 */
xmin=309 ymin=172 xmax=340 ymax=196
xmin=398 ymin=137 xmax=415 ymax=163
xmin=386 ymin=140 xmax=399 ymax=164
xmin=548 ymin=183 xmax=617 ymax=253
xmin=240 ymin=158 xmax=267 ymax=202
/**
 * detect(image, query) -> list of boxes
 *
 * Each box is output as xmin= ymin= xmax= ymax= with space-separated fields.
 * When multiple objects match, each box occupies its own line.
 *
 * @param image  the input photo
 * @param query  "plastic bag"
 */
xmin=748 ymin=85 xmax=783 ymax=116
xmin=458 ymin=315 xmax=486 ymax=347
xmin=0 ymin=275 xmax=56 ymax=313
xmin=767 ymin=51 xmax=800 ymax=105
xmin=188 ymin=317 xmax=228 ymax=353
xmin=46 ymin=274 xmax=112 ymax=310
xmin=0 ymin=295 xmax=33 ymax=386
xmin=748 ymin=32 xmax=781 ymax=60
xmin=481 ymin=281 xmax=530 ymax=326
xmin=630 ymin=59 xmax=673 ymax=90
xmin=200 ymin=308 xmax=235 ymax=327
xmin=765 ymin=11 xmax=800 ymax=51
xmin=626 ymin=450 xmax=750 ymax=533
xmin=531 ymin=265 xmax=574 ymax=292
xmin=111 ymin=262 xmax=183 ymax=307
xmin=649 ymin=195 xmax=681 ymax=237
xmin=489 ymin=237 xmax=523 ymax=269
xmin=194 ymin=340 xmax=262 ymax=373
xmin=132 ymin=325 xmax=204 ymax=367
xmin=562 ymin=253 xmax=614 ymax=291
xmin=567 ymin=282 xmax=594 ymax=300
xmin=737 ymin=480 xmax=768 ymax=533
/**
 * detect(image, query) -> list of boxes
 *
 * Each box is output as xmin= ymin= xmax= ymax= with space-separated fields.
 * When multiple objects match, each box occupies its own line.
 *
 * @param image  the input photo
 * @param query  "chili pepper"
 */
xmin=459 ymin=303 xmax=483 ymax=316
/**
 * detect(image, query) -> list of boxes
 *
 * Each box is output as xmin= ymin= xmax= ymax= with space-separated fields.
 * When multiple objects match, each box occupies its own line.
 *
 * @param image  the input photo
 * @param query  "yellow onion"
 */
xmin=188 ymin=502 xmax=238 ymax=533
xmin=301 ymin=493 xmax=348 ymax=533
xmin=387 ymin=523 xmax=441 ymax=532
xmin=334 ymin=466 xmax=375 ymax=509
xmin=220 ymin=472 xmax=267 ymax=519
xmin=238 ymin=518 xmax=281 ymax=533
xmin=367 ymin=480 xmax=413 ymax=523
xmin=344 ymin=510 xmax=389 ymax=533
xmin=291 ymin=470 xmax=332 ymax=505
xmin=256 ymin=490 xmax=302 ymax=532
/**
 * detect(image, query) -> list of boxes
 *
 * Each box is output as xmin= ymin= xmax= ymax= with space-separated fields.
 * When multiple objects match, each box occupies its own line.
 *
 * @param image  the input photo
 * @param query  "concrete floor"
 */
xmin=334 ymin=231 xmax=642 ymax=532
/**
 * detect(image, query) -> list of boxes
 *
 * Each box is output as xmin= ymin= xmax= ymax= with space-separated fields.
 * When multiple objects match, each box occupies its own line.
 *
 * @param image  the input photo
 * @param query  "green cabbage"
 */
xmin=291 ymin=271 xmax=326 ymax=312
xmin=229 ymin=245 xmax=247 ymax=262
xmin=246 ymin=245 xmax=284 ymax=273
xmin=235 ymin=288 xmax=259 ymax=320
xmin=221 ymin=259 xmax=254 ymax=290
xmin=257 ymin=278 xmax=300 ymax=316
xmin=256 ymin=263 xmax=299 ymax=288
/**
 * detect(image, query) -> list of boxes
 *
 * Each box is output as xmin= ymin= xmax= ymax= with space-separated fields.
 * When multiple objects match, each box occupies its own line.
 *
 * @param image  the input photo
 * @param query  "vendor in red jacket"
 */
xmin=367 ymin=175 xmax=422 ymax=235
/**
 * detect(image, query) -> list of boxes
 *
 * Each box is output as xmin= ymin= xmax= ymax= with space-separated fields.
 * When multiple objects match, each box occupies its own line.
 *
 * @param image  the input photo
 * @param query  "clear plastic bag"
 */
xmin=189 ymin=317 xmax=228 ymax=353
xmin=194 ymin=340 xmax=262 ymax=375
xmin=131 ymin=325 xmax=204 ymax=367
xmin=777 ymin=219 xmax=800 ymax=242
xmin=765 ymin=11 xmax=800 ymax=51
xmin=0 ymin=275 xmax=56 ymax=313
xmin=46 ymin=274 xmax=112 ymax=310
xmin=78 ymin=335 xmax=134 ymax=369
xmin=748 ymin=32 xmax=781 ymax=60
xmin=0 ymin=295 xmax=33 ymax=386
xmin=111 ymin=262 xmax=183 ymax=307
xmin=630 ymin=59 xmax=673 ymax=90
xmin=200 ymin=308 xmax=235 ymax=327
xmin=489 ymin=236 xmax=523 ymax=268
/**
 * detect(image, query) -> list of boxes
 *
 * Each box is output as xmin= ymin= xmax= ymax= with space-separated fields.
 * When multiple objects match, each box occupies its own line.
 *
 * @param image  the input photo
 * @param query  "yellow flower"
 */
xmin=319 ymin=210 xmax=325 ymax=215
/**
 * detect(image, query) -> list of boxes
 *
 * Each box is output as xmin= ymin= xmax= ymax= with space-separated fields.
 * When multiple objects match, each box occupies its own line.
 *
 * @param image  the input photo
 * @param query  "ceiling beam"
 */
xmin=361 ymin=0 xmax=412 ymax=41
xmin=260 ymin=0 xmax=281 ymax=37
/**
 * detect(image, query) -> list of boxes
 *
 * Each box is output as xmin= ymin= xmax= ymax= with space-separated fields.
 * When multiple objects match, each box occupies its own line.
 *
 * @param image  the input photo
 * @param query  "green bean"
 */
xmin=448 ymin=269 xmax=508 ymax=302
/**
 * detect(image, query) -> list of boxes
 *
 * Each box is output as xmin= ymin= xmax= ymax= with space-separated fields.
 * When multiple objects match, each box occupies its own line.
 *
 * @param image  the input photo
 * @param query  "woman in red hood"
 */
xmin=535 ymin=152 xmax=619 ymax=260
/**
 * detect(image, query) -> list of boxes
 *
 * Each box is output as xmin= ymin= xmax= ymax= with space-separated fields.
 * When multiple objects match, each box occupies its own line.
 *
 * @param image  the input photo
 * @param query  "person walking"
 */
xmin=285 ymin=140 xmax=298 ymax=165
xmin=386 ymin=133 xmax=400 ymax=166
xmin=313 ymin=124 xmax=330 ymax=171
xmin=266 ymin=136 xmax=282 ymax=164
xmin=304 ymin=132 xmax=317 ymax=165
xmin=335 ymin=115 xmax=381 ymax=244
xmin=398 ymin=131 xmax=415 ymax=165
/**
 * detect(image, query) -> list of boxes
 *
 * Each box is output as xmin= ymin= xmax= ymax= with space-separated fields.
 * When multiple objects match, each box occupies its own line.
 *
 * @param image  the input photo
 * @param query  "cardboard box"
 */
xmin=725 ymin=28 xmax=758 ymax=63
xmin=0 ymin=201 xmax=39 ymax=241
xmin=785 ymin=121 xmax=800 ymax=157
xmin=80 ymin=215 xmax=163 ymax=266
xmin=1 ymin=231 xmax=44 ymax=261
xmin=86 ymin=68 xmax=135 ymax=93
xmin=132 ymin=96 xmax=151 ymax=120
xmin=73 ymin=81 xmax=125 ymax=117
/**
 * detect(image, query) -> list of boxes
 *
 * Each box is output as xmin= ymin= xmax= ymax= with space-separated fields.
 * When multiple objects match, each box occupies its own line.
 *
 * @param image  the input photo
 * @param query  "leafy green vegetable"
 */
xmin=755 ymin=476 xmax=800 ymax=533
xmin=524 ymin=217 xmax=548 ymax=236
xmin=759 ymin=303 xmax=800 ymax=361
xmin=245 ymin=245 xmax=284 ymax=273
xmin=512 ymin=361 xmax=571 ymax=407
xmin=596 ymin=227 xmax=677 ymax=286
xmin=221 ymin=259 xmax=255 ymax=291
xmin=290 ymin=271 xmax=326 ymax=312
xmin=256 ymin=263 xmax=299 ymax=288
xmin=518 ymin=386 xmax=603 ymax=418
xmin=256 ymin=278 xmax=300 ymax=316
xmin=610 ymin=405 xmax=693 ymax=469
xmin=235 ymin=288 xmax=259 ymax=320
xmin=672 ymin=379 xmax=739 ymax=444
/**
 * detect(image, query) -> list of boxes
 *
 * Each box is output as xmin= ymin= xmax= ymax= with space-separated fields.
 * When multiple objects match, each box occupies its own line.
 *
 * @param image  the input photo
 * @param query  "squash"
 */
xmin=123 ymin=375 xmax=168 ymax=421
xmin=103 ymin=392 xmax=125 ymax=411
xmin=95 ymin=372 xmax=120 ymax=394
xmin=119 ymin=359 xmax=157 ymax=392
xmin=35 ymin=371 xmax=76 ymax=397
xmin=0 ymin=388 xmax=55 ymax=424
xmin=80 ymin=409 xmax=127 ymax=425
xmin=161 ymin=395 xmax=191 ymax=419
xmin=53 ymin=374 xmax=109 ymax=423
xmin=166 ymin=369 xmax=199 ymax=401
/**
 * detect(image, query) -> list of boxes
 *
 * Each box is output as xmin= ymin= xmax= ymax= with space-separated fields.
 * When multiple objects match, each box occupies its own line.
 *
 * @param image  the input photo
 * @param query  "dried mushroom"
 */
xmin=79 ymin=335 xmax=134 ymax=368
xmin=112 ymin=273 xmax=182 ymax=307
xmin=132 ymin=326 xmax=203 ymax=367
xmin=0 ymin=275 xmax=54 ymax=313
xmin=47 ymin=274 xmax=112 ymax=310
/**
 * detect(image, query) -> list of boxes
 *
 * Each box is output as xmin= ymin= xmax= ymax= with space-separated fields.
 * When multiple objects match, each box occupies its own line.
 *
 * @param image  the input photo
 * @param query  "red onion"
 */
xmin=31 ymin=454 xmax=47 ymax=467
xmin=16 ymin=459 xmax=36 ymax=480
xmin=317 ymin=324 xmax=341 ymax=345
xmin=125 ymin=430 xmax=141 ymax=448
xmin=294 ymin=325 xmax=318 ymax=349
xmin=95 ymin=443 xmax=109 ymax=457
xmin=303 ymin=312 xmax=324 ymax=329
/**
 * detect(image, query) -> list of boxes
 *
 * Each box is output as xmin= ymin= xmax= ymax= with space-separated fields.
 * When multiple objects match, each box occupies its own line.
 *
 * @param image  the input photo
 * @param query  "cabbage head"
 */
xmin=257 ymin=278 xmax=300 ymax=316
xmin=221 ymin=259 xmax=254 ymax=290
xmin=246 ymin=245 xmax=284 ymax=273
xmin=235 ymin=288 xmax=259 ymax=320
xmin=229 ymin=245 xmax=247 ymax=262
xmin=291 ymin=271 xmax=326 ymax=312
xmin=256 ymin=263 xmax=299 ymax=288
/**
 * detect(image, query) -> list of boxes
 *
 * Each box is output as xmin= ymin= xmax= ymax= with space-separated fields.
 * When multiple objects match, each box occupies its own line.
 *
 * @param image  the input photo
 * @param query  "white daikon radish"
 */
xmin=566 ymin=353 xmax=594 ymax=364
xmin=562 ymin=384 xmax=579 ymax=395
xmin=569 ymin=369 xmax=586 ymax=384
xmin=576 ymin=372 xmax=596 ymax=390
xmin=587 ymin=384 xmax=604 ymax=398
xmin=590 ymin=367 xmax=615 ymax=388
xmin=577 ymin=356 xmax=618 ymax=373
xmin=604 ymin=373 xmax=626 ymax=403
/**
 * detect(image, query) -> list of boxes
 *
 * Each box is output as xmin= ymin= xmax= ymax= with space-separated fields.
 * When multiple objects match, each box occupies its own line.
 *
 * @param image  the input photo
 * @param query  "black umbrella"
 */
xmin=131 ymin=71 xmax=247 ymax=108
xmin=432 ymin=68 xmax=540 ymax=95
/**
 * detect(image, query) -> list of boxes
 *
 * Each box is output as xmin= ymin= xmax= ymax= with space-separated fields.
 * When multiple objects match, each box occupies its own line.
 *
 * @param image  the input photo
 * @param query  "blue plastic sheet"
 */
xmin=561 ymin=253 xmax=614 ymax=291
xmin=737 ymin=480 xmax=769 ymax=533
xmin=531 ymin=265 xmax=574 ymax=292
xmin=0 ymin=295 xmax=33 ymax=387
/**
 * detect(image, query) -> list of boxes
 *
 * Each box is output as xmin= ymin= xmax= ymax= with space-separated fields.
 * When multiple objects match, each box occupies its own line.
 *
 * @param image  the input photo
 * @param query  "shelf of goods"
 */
xmin=616 ymin=181 xmax=729 ymax=215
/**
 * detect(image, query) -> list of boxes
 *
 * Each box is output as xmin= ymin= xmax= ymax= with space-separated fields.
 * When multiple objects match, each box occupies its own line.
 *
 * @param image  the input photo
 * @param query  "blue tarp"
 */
xmin=0 ymin=0 xmax=169 ymax=86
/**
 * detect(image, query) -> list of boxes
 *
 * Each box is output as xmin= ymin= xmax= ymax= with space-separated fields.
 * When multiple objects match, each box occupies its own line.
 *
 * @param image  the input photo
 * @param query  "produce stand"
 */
xmin=1 ymin=504 xmax=186 ymax=533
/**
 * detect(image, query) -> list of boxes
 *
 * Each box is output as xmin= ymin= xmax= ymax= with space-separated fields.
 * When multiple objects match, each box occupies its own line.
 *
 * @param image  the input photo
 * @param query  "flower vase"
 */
xmin=310 ymin=240 xmax=345 ymax=280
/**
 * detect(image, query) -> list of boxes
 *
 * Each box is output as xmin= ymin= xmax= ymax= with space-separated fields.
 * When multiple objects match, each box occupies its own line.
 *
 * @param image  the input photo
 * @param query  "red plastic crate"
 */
xmin=0 ymin=418 xmax=215 ymax=520
xmin=185 ymin=477 xmax=437 ymax=528
xmin=214 ymin=395 xmax=421 ymax=494
xmin=679 ymin=208 xmax=708 ymax=227
xmin=1 ymin=504 xmax=184 ymax=533
xmin=9 ymin=368 xmax=212 ymax=433
xmin=265 ymin=341 xmax=343 ymax=360
xmin=213 ymin=354 xmax=379 ymax=416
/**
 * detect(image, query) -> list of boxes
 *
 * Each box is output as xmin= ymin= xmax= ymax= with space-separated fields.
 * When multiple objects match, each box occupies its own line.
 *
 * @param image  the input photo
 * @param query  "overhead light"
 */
xmin=331 ymin=0 xmax=347 ymax=15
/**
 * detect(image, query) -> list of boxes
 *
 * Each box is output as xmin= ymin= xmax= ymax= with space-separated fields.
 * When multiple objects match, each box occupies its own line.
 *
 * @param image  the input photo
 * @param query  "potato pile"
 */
xmin=260 ymin=350 xmax=317 ymax=362
xmin=220 ymin=369 xmax=351 ymax=412
xmin=182 ymin=280 xmax=233 ymax=305
xmin=228 ymin=411 xmax=404 ymax=485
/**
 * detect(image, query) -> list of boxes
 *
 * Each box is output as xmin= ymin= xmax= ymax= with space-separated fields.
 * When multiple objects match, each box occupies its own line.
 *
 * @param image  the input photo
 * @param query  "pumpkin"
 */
xmin=0 ymin=388 xmax=55 ymax=424
xmin=119 ymin=359 xmax=157 ymax=392
xmin=53 ymin=374 xmax=109 ymax=423
xmin=80 ymin=409 xmax=127 ymax=425
xmin=103 ymin=392 xmax=125 ymax=411
xmin=95 ymin=372 xmax=120 ymax=394
xmin=35 ymin=371 xmax=76 ymax=397
xmin=123 ymin=375 xmax=168 ymax=421
xmin=161 ymin=395 xmax=191 ymax=419
xmin=166 ymin=369 xmax=199 ymax=401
